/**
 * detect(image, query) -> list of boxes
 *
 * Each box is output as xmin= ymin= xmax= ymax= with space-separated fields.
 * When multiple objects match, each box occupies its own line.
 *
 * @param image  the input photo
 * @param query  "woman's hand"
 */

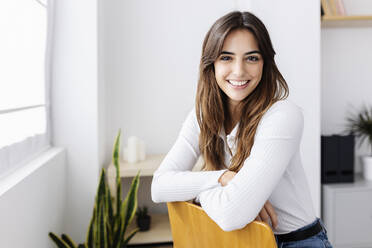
xmin=255 ymin=201 xmax=278 ymax=229
xmin=218 ymin=170 xmax=278 ymax=229
xmin=218 ymin=170 xmax=237 ymax=186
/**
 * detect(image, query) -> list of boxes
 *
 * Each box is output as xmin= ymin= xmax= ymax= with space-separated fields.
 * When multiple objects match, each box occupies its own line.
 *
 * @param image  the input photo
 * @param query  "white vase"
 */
xmin=127 ymin=136 xmax=139 ymax=164
xmin=362 ymin=156 xmax=372 ymax=181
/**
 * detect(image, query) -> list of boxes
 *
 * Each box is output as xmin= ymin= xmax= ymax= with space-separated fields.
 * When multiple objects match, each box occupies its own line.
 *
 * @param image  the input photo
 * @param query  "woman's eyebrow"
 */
xmin=221 ymin=50 xmax=261 ymax=55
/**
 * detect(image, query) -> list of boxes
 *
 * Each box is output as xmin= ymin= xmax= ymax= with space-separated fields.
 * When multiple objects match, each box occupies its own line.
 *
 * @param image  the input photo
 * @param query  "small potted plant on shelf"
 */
xmin=345 ymin=104 xmax=372 ymax=180
xmin=136 ymin=206 xmax=151 ymax=231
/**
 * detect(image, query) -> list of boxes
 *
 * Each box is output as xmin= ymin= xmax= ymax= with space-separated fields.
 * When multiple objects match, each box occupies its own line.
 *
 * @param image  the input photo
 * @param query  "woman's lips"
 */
xmin=227 ymin=80 xmax=250 ymax=89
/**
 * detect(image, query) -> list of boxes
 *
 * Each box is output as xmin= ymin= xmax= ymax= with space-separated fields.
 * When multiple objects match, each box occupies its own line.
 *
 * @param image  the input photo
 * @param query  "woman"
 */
xmin=151 ymin=11 xmax=332 ymax=247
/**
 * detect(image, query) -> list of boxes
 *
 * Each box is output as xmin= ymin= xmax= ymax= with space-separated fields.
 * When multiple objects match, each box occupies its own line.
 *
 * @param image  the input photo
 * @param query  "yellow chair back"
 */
xmin=167 ymin=201 xmax=277 ymax=248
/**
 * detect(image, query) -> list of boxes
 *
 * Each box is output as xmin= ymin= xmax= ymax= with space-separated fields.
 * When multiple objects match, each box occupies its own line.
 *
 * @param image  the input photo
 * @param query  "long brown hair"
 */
xmin=195 ymin=11 xmax=289 ymax=172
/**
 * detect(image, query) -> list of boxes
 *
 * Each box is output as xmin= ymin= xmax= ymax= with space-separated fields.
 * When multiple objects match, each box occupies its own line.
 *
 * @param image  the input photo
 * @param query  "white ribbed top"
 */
xmin=151 ymin=99 xmax=316 ymax=234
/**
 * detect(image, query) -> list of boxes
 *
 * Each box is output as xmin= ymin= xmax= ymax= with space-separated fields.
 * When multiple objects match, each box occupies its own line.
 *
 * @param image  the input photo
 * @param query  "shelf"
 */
xmin=126 ymin=213 xmax=172 ymax=245
xmin=321 ymin=15 xmax=372 ymax=28
xmin=108 ymin=154 xmax=166 ymax=178
xmin=322 ymin=15 xmax=372 ymax=21
xmin=323 ymin=173 xmax=372 ymax=191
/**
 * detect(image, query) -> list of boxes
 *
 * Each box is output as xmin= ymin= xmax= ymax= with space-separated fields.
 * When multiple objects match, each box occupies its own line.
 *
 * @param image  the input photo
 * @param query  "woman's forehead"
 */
xmin=222 ymin=29 xmax=259 ymax=53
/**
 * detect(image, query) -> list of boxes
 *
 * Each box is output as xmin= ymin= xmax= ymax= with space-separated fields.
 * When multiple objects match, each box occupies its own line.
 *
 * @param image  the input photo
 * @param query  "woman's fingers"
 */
xmin=264 ymin=201 xmax=278 ymax=229
xmin=255 ymin=201 xmax=279 ymax=230
xmin=259 ymin=206 xmax=270 ymax=226
xmin=218 ymin=171 xmax=237 ymax=186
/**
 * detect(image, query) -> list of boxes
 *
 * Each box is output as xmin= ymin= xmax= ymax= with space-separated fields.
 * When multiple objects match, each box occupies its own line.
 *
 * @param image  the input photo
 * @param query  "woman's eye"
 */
xmin=246 ymin=56 xmax=259 ymax=62
xmin=220 ymin=56 xmax=231 ymax=61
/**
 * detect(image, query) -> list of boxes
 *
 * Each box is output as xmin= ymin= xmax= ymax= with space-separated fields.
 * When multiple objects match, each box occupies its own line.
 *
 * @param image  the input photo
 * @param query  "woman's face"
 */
xmin=214 ymin=29 xmax=264 ymax=108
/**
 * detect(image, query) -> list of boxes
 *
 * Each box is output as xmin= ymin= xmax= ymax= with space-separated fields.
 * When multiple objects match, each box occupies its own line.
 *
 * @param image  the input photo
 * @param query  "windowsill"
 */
xmin=0 ymin=147 xmax=65 ymax=197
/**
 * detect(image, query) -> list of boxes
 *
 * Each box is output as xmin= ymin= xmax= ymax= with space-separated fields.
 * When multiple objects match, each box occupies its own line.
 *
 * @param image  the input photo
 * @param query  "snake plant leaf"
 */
xmin=103 ymin=171 xmax=114 ymax=233
xmin=113 ymin=129 xmax=122 ymax=216
xmin=106 ymin=184 xmax=114 ymax=228
xmin=120 ymin=171 xmax=140 ymax=243
xmin=98 ymin=198 xmax=108 ymax=248
xmin=112 ymin=216 xmax=121 ymax=245
xmin=99 ymin=168 xmax=114 ymax=248
xmin=94 ymin=169 xmax=107 ymax=247
xmin=77 ymin=244 xmax=86 ymax=248
xmin=113 ymin=129 xmax=121 ymax=175
xmin=106 ymin=219 xmax=112 ymax=247
xmin=123 ymin=228 xmax=139 ymax=245
xmin=99 ymin=169 xmax=110 ymax=219
xmin=61 ymin=234 xmax=77 ymax=248
xmin=94 ymin=200 xmax=101 ymax=247
xmin=97 ymin=169 xmax=107 ymax=204
xmin=86 ymin=204 xmax=95 ymax=248
xmin=48 ymin=232 xmax=71 ymax=248
xmin=115 ymin=172 xmax=122 ymax=217
xmin=112 ymin=218 xmax=122 ymax=248
xmin=107 ymin=197 xmax=114 ymax=246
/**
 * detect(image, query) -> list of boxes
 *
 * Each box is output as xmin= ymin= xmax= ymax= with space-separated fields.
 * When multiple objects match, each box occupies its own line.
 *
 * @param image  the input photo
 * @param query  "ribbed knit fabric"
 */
xmin=151 ymin=99 xmax=316 ymax=234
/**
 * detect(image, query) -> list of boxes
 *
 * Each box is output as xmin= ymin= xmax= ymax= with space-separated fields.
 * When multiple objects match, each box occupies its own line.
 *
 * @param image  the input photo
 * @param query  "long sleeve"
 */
xmin=151 ymin=108 xmax=228 ymax=203
xmin=197 ymin=102 xmax=304 ymax=231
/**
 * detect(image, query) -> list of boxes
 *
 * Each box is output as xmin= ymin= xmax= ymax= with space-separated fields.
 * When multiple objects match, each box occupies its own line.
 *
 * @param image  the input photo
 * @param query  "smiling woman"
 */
xmin=151 ymin=11 xmax=333 ymax=248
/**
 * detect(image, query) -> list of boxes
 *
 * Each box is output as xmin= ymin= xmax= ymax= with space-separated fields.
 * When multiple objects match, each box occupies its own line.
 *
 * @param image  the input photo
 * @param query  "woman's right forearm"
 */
xmin=151 ymin=169 xmax=227 ymax=203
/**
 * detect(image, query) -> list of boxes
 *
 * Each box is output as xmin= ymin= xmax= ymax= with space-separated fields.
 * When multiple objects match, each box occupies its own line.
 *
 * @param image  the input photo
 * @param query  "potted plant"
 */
xmin=49 ymin=129 xmax=141 ymax=248
xmin=136 ymin=206 xmax=151 ymax=231
xmin=345 ymin=104 xmax=372 ymax=180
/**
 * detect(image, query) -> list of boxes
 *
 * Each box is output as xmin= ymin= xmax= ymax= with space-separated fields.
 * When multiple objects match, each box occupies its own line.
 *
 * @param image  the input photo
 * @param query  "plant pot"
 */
xmin=362 ymin=156 xmax=372 ymax=180
xmin=137 ymin=215 xmax=151 ymax=231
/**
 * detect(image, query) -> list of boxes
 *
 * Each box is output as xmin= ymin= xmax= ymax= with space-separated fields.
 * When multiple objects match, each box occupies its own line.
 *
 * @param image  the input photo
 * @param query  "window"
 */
xmin=0 ymin=0 xmax=50 ymax=177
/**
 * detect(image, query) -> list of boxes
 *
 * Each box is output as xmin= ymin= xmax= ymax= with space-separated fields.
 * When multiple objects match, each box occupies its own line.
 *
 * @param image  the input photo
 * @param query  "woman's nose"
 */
xmin=232 ymin=61 xmax=247 ymax=77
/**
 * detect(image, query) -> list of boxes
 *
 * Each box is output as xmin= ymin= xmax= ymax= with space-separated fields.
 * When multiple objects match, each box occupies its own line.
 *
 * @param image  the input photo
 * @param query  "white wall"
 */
xmin=102 ymin=0 xmax=321 ymax=216
xmin=0 ymin=148 xmax=66 ymax=248
xmin=98 ymin=0 xmax=107 ymax=178
xmin=51 ymin=0 xmax=104 ymax=243
xmin=321 ymin=23 xmax=372 ymax=173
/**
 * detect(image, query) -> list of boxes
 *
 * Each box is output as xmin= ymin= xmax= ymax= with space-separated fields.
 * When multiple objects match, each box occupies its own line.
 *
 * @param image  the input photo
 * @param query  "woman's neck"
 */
xmin=225 ymin=102 xmax=241 ymax=135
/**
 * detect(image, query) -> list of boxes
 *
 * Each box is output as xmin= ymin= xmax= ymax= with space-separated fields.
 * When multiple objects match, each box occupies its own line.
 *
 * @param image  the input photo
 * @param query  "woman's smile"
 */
xmin=227 ymin=80 xmax=251 ymax=89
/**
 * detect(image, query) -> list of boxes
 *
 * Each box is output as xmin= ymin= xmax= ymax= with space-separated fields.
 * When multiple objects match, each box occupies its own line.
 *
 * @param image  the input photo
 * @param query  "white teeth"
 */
xmin=228 ymin=80 xmax=249 ymax=86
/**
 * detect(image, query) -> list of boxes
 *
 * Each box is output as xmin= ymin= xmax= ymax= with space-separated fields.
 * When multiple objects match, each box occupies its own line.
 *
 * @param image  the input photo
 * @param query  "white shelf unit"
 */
xmin=322 ymin=174 xmax=372 ymax=247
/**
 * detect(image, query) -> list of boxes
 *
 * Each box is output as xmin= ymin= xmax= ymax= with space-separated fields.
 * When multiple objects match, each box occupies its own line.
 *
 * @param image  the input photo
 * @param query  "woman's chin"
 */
xmin=226 ymin=95 xmax=247 ymax=104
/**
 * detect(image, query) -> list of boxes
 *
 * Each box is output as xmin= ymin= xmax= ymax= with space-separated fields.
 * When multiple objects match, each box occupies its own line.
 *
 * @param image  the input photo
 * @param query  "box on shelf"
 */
xmin=321 ymin=134 xmax=354 ymax=183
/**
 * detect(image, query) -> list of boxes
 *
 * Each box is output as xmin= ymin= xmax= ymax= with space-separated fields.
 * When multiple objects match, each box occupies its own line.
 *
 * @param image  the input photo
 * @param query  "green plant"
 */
xmin=49 ymin=129 xmax=141 ymax=248
xmin=136 ymin=206 xmax=149 ymax=218
xmin=345 ymin=104 xmax=372 ymax=155
xmin=135 ymin=205 xmax=151 ymax=231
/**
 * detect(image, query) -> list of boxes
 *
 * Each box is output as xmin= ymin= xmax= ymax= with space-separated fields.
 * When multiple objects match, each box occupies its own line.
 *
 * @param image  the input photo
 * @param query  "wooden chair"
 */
xmin=167 ymin=201 xmax=277 ymax=248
